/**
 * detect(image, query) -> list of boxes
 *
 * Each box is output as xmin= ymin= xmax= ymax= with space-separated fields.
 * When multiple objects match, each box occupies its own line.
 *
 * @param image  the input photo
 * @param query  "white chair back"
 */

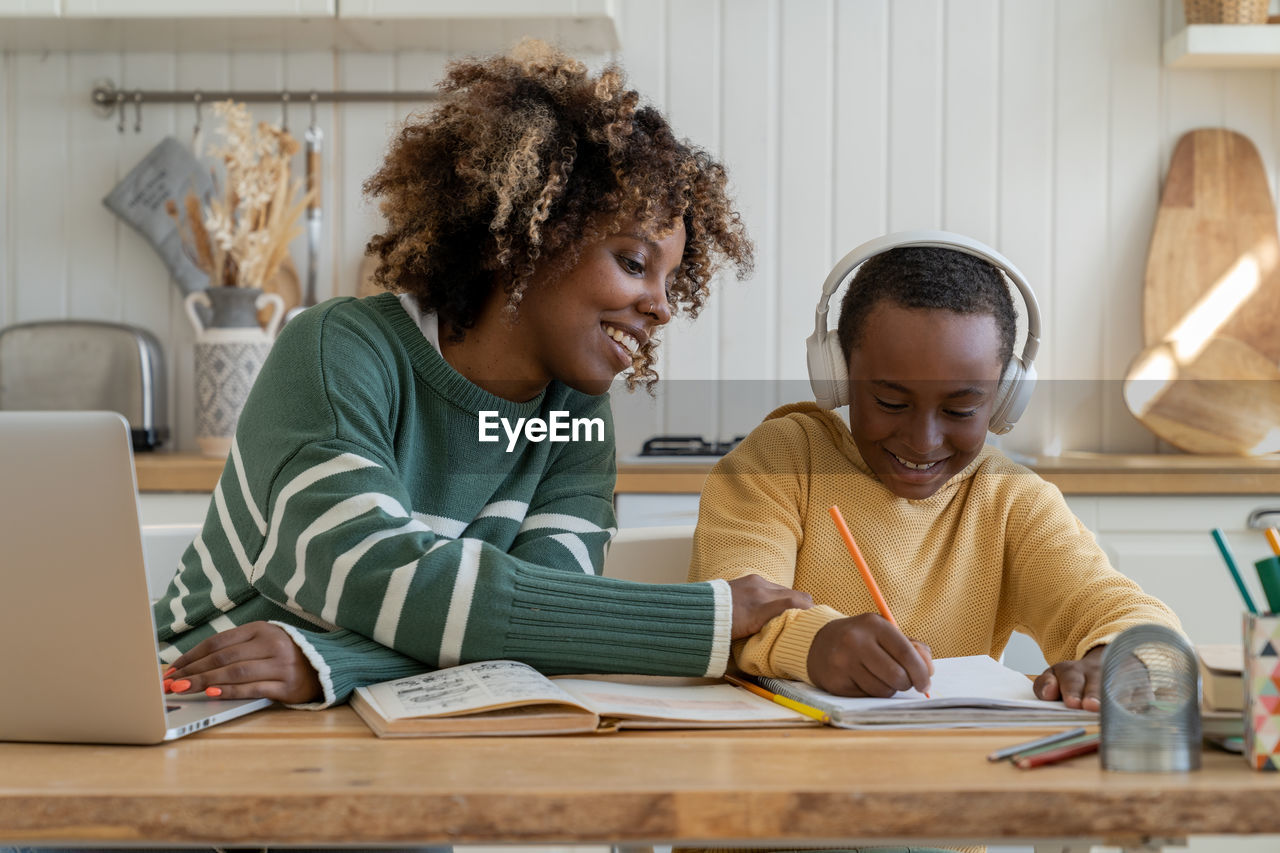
xmin=602 ymin=525 xmax=695 ymax=584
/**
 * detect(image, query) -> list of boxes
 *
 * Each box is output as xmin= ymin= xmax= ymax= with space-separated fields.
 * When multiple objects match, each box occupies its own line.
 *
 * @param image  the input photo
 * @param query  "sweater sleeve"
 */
xmin=690 ymin=418 xmax=844 ymax=683
xmin=1001 ymin=477 xmax=1183 ymax=663
xmin=506 ymin=390 xmax=617 ymax=575
xmin=160 ymin=301 xmax=729 ymax=708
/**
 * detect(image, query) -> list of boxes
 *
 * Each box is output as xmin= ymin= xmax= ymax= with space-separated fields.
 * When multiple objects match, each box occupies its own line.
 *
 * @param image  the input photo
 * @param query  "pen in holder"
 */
xmin=1243 ymin=608 xmax=1280 ymax=771
xmin=1100 ymin=623 xmax=1201 ymax=772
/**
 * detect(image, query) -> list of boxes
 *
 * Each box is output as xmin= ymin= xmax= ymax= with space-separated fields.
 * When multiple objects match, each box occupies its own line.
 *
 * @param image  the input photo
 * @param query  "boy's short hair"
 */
xmin=834 ymin=247 xmax=1017 ymax=369
xmin=362 ymin=39 xmax=752 ymax=389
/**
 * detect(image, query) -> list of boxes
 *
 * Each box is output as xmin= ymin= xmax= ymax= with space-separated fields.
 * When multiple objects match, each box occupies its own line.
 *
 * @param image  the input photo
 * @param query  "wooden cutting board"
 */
xmin=1124 ymin=128 xmax=1280 ymax=455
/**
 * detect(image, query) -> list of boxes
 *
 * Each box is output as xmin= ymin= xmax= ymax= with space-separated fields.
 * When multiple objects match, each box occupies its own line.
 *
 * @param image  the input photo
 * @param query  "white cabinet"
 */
xmin=615 ymin=492 xmax=701 ymax=528
xmin=139 ymin=492 xmax=210 ymax=600
xmin=60 ymin=0 xmax=333 ymax=15
xmin=1002 ymin=494 xmax=1280 ymax=675
xmin=1075 ymin=495 xmax=1280 ymax=646
xmin=0 ymin=0 xmax=619 ymax=50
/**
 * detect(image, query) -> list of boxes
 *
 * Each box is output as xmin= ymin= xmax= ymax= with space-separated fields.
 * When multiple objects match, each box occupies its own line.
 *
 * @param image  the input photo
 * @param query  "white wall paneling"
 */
xmin=1 ymin=43 xmax=11 ymax=330
xmin=719 ymin=0 xmax=779 ymax=439
xmin=608 ymin=0 xmax=666 ymax=450
xmin=2 ymin=0 xmax=1274 ymax=457
xmin=776 ymin=0 xmax=834 ymax=388
xmin=658 ymin=0 xmax=721 ymax=441
xmin=1105 ymin=0 xmax=1164 ymax=454
xmin=887 ymin=0 xmax=942 ymax=232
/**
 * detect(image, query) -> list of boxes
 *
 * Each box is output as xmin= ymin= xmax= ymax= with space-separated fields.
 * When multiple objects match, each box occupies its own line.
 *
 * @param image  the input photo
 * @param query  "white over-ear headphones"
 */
xmin=805 ymin=230 xmax=1041 ymax=435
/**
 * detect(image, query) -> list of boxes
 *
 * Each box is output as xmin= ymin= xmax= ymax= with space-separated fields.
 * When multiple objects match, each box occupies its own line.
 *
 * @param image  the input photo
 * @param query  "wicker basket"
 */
xmin=1184 ymin=0 xmax=1270 ymax=24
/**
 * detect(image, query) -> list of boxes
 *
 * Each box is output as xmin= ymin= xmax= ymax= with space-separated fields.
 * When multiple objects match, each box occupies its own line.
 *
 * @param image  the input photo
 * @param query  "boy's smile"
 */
xmin=845 ymin=302 xmax=1004 ymax=500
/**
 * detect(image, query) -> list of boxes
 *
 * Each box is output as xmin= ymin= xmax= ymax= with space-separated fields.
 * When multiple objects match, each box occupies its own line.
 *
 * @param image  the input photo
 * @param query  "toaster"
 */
xmin=0 ymin=320 xmax=169 ymax=450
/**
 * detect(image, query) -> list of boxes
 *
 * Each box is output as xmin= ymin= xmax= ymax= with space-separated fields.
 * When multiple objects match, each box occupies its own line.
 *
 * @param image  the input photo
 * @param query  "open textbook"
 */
xmin=350 ymin=660 xmax=818 ymax=737
xmin=757 ymin=654 xmax=1099 ymax=730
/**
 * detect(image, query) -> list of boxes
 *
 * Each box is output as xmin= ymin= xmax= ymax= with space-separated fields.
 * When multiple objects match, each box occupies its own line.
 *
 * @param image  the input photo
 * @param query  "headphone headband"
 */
xmin=806 ymin=230 xmax=1041 ymax=432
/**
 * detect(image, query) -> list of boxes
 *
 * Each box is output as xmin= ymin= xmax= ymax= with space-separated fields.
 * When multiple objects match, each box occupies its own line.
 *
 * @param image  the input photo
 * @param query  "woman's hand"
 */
xmin=726 ymin=574 xmax=814 ymax=639
xmin=165 ymin=621 xmax=323 ymax=705
xmin=806 ymin=613 xmax=933 ymax=697
xmin=1033 ymin=644 xmax=1107 ymax=711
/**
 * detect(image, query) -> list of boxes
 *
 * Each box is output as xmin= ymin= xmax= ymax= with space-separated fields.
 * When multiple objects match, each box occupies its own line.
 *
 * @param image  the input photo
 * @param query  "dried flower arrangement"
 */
xmin=167 ymin=100 xmax=312 ymax=290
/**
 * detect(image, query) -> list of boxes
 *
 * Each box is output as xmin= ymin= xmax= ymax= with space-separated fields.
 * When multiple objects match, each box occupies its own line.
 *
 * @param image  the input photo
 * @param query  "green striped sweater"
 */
xmin=153 ymin=293 xmax=730 ymax=707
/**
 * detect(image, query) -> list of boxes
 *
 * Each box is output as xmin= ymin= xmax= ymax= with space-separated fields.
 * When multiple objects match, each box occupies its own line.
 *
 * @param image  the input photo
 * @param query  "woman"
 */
xmin=154 ymin=40 xmax=811 ymax=707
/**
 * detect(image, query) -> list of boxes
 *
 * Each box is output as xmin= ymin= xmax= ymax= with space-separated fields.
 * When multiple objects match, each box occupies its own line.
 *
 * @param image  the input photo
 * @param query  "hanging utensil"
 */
xmin=303 ymin=92 xmax=322 ymax=309
xmin=285 ymin=94 xmax=323 ymax=325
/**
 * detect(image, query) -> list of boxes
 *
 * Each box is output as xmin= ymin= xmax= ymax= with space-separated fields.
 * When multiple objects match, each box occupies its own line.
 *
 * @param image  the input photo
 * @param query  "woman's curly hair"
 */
xmin=363 ymin=39 xmax=752 ymax=390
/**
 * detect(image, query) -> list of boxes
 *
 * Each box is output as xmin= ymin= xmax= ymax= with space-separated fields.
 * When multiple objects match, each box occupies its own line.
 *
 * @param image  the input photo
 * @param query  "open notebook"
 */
xmin=758 ymin=654 xmax=1098 ymax=730
xmin=350 ymin=660 xmax=817 ymax=737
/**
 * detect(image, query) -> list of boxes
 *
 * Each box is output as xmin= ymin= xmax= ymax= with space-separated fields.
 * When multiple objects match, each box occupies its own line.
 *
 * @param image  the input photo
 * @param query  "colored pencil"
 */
xmin=1211 ymin=528 xmax=1257 ymax=615
xmin=1266 ymin=527 xmax=1280 ymax=558
xmin=1002 ymin=732 xmax=1097 ymax=761
xmin=1013 ymin=733 xmax=1100 ymax=769
xmin=724 ymin=673 xmax=831 ymax=724
xmin=986 ymin=727 xmax=1088 ymax=762
xmin=828 ymin=504 xmax=930 ymax=697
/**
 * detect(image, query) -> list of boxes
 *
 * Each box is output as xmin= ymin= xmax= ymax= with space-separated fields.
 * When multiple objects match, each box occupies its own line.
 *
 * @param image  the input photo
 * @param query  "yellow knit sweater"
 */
xmin=690 ymin=402 xmax=1182 ymax=686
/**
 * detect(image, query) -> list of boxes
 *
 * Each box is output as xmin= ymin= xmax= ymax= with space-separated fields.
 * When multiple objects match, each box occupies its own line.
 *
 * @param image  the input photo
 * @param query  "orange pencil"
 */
xmin=828 ymin=504 xmax=930 ymax=697
xmin=1267 ymin=527 xmax=1280 ymax=558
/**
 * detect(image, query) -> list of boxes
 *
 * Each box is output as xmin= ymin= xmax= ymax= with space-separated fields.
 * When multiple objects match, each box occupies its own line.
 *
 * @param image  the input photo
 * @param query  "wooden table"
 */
xmin=3 ymin=707 xmax=1279 ymax=851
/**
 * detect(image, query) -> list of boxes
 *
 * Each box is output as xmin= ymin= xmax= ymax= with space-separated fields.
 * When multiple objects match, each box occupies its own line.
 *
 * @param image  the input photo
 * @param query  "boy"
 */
xmin=690 ymin=236 xmax=1180 ymax=710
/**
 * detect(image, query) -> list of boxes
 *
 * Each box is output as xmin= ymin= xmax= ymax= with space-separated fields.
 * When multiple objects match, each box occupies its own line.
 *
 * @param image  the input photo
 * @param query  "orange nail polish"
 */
xmin=163 ymin=678 xmax=174 ymax=692
xmin=170 ymin=679 xmax=191 ymax=693
xmin=205 ymin=686 xmax=223 ymax=698
xmin=163 ymin=666 xmax=177 ymax=677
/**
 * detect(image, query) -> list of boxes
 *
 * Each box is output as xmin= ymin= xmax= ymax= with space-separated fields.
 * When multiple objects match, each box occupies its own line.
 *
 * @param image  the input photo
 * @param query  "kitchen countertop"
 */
xmin=134 ymin=451 xmax=1280 ymax=495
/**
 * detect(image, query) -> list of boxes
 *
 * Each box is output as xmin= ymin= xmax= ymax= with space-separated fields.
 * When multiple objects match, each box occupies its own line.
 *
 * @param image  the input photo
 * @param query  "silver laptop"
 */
xmin=0 ymin=410 xmax=270 ymax=743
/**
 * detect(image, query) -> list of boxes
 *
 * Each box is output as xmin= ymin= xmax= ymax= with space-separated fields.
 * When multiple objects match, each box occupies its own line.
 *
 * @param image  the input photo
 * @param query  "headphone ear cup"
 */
xmin=989 ymin=357 xmax=1036 ymax=435
xmin=825 ymin=337 xmax=849 ymax=409
xmin=806 ymin=329 xmax=850 ymax=409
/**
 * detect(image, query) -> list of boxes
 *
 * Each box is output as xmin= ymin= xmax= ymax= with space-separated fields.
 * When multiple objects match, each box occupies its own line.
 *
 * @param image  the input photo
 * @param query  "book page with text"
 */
xmin=553 ymin=678 xmax=808 ymax=723
xmin=363 ymin=660 xmax=583 ymax=721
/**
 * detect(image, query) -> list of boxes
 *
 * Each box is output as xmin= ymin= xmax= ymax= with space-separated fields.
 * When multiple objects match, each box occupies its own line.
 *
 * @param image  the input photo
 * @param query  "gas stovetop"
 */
xmin=636 ymin=435 xmax=744 ymax=458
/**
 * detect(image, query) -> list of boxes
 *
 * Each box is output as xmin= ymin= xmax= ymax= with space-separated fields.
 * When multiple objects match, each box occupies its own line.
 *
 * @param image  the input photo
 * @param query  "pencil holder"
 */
xmin=1243 ymin=611 xmax=1280 ymax=770
xmin=1100 ymin=623 xmax=1201 ymax=772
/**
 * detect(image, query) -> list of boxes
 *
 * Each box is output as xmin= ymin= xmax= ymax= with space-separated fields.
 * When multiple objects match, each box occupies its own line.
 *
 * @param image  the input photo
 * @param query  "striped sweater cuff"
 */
xmin=499 ymin=565 xmax=724 ymax=677
xmin=705 ymin=578 xmax=732 ymax=678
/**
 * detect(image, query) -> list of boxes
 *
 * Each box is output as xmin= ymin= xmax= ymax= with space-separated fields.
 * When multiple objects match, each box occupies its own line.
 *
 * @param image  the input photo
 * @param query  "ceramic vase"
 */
xmin=184 ymin=285 xmax=285 ymax=458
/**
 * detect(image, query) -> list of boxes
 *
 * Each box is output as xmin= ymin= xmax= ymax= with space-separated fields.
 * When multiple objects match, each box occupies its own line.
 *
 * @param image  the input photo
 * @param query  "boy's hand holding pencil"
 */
xmin=807 ymin=613 xmax=934 ymax=697
xmin=805 ymin=506 xmax=934 ymax=698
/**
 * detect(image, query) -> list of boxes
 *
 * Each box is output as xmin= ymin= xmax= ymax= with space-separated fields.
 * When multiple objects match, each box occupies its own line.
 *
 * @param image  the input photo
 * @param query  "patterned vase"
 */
xmin=184 ymin=285 xmax=285 ymax=457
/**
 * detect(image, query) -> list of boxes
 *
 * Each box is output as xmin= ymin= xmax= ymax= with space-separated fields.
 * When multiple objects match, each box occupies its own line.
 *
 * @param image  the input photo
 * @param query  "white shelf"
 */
xmin=1164 ymin=23 xmax=1280 ymax=68
xmin=0 ymin=1 xmax=619 ymax=52
xmin=60 ymin=0 xmax=334 ymax=15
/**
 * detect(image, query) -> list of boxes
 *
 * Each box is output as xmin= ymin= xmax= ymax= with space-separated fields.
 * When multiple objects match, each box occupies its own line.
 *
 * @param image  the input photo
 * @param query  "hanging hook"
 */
xmin=192 ymin=90 xmax=204 ymax=155
xmin=132 ymin=90 xmax=143 ymax=134
xmin=280 ymin=90 xmax=290 ymax=133
xmin=115 ymin=91 xmax=126 ymax=134
xmin=308 ymin=91 xmax=319 ymax=133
